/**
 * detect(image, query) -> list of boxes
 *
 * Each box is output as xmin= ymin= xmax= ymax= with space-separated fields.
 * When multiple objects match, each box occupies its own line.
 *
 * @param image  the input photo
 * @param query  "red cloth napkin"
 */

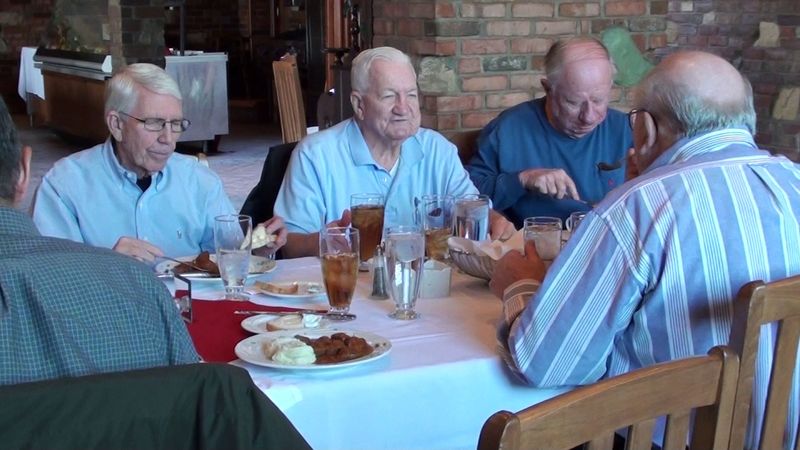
xmin=186 ymin=299 xmax=323 ymax=363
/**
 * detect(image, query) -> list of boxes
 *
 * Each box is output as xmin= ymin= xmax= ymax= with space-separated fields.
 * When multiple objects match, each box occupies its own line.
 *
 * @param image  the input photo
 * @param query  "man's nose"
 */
xmin=581 ymin=103 xmax=603 ymax=123
xmin=393 ymin=95 xmax=411 ymax=114
xmin=158 ymin=126 xmax=177 ymax=144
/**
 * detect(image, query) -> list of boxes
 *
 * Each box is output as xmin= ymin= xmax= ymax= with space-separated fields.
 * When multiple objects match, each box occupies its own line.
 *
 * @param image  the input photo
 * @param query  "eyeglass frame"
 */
xmin=627 ymin=108 xmax=657 ymax=135
xmin=118 ymin=111 xmax=191 ymax=133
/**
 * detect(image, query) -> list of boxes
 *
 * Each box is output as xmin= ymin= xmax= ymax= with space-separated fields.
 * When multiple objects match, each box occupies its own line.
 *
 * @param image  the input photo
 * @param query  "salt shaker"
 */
xmin=370 ymin=244 xmax=390 ymax=300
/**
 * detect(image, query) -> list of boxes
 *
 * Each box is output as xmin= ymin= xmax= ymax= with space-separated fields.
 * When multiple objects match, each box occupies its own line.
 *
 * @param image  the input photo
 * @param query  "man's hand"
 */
xmin=489 ymin=241 xmax=546 ymax=298
xmin=328 ymin=209 xmax=352 ymax=228
xmin=253 ymin=215 xmax=289 ymax=258
xmin=489 ymin=210 xmax=516 ymax=241
xmin=519 ymin=168 xmax=580 ymax=200
xmin=113 ymin=236 xmax=164 ymax=263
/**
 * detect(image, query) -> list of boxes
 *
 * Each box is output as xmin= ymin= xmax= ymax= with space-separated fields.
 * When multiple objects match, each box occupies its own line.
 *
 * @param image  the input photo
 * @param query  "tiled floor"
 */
xmin=15 ymin=114 xmax=282 ymax=214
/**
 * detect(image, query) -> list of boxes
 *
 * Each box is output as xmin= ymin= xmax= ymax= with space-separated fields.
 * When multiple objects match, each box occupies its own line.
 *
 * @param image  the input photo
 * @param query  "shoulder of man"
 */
xmin=44 ymin=142 xmax=107 ymax=181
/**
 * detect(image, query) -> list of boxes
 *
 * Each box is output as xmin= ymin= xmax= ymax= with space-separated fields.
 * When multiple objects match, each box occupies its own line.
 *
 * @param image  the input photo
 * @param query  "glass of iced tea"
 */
xmin=350 ymin=193 xmax=385 ymax=270
xmin=319 ymin=226 xmax=360 ymax=320
xmin=416 ymin=194 xmax=454 ymax=262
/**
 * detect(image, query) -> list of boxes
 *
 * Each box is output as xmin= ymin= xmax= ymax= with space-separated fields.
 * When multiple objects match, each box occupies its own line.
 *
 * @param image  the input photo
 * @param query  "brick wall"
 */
xmin=373 ymin=0 xmax=800 ymax=160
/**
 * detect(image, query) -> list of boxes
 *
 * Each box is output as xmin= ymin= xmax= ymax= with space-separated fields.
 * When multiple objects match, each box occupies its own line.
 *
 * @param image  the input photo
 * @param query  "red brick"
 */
xmin=434 ymin=95 xmax=483 ymax=112
xmin=510 ymin=38 xmax=552 ymax=54
xmin=435 ymin=2 xmax=456 ymax=18
xmin=535 ymin=20 xmax=577 ymax=35
xmin=510 ymin=74 xmax=542 ymax=90
xmin=463 ymin=111 xmax=500 ymax=128
xmin=398 ymin=19 xmax=424 ymax=37
xmin=436 ymin=40 xmax=457 ymax=55
xmin=511 ymin=3 xmax=554 ymax=18
xmin=459 ymin=57 xmax=483 ymax=74
xmin=373 ymin=19 xmax=394 ymax=35
xmin=383 ymin=3 xmax=410 ymax=18
xmin=708 ymin=35 xmax=728 ymax=47
xmin=632 ymin=34 xmax=646 ymax=51
xmin=421 ymin=113 xmax=438 ymax=129
xmin=413 ymin=40 xmax=436 ymax=55
xmin=559 ymin=3 xmax=601 ymax=17
xmin=461 ymin=4 xmax=477 ymax=18
xmin=462 ymin=75 xmax=509 ymax=92
xmin=487 ymin=21 xmax=531 ymax=36
xmin=605 ymin=1 xmax=647 ymax=16
xmin=409 ymin=3 xmax=435 ymax=18
xmin=649 ymin=33 xmax=667 ymax=49
xmin=436 ymin=114 xmax=459 ymax=131
xmin=462 ymin=39 xmax=508 ymax=55
xmin=486 ymin=92 xmax=533 ymax=109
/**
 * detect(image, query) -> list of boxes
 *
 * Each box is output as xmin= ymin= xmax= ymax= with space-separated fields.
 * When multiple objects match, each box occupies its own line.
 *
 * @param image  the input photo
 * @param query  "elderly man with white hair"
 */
xmin=275 ymin=46 xmax=515 ymax=258
xmin=32 ymin=63 xmax=287 ymax=262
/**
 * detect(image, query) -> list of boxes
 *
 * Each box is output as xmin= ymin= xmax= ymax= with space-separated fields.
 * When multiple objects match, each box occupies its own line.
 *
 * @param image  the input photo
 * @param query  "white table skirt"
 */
xmin=190 ymin=257 xmax=569 ymax=449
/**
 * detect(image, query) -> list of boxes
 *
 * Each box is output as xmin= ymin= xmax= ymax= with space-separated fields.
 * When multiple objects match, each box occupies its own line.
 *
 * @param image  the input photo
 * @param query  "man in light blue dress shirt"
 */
xmin=274 ymin=47 xmax=515 ymax=258
xmin=32 ymin=63 xmax=286 ymax=262
xmin=490 ymin=51 xmax=799 ymax=449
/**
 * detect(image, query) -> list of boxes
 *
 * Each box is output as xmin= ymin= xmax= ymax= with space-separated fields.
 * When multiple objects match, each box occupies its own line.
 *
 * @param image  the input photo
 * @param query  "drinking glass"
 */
xmin=214 ymin=214 xmax=252 ymax=300
xmin=523 ymin=216 xmax=563 ymax=264
xmin=350 ymin=193 xmax=385 ymax=270
xmin=384 ymin=225 xmax=425 ymax=320
xmin=455 ymin=194 xmax=490 ymax=241
xmin=566 ymin=211 xmax=587 ymax=233
xmin=319 ymin=227 xmax=360 ymax=320
xmin=417 ymin=194 xmax=454 ymax=262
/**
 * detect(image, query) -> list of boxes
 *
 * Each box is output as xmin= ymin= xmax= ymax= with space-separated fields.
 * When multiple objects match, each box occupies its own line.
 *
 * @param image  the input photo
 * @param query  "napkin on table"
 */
xmin=448 ymin=229 xmax=524 ymax=261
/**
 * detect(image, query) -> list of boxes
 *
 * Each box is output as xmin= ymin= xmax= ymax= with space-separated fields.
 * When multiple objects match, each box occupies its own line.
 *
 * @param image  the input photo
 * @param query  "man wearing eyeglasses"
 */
xmin=32 ymin=63 xmax=286 ymax=262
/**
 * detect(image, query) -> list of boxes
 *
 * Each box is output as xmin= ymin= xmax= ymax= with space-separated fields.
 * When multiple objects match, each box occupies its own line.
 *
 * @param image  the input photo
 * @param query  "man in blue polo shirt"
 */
xmin=467 ymin=37 xmax=632 ymax=226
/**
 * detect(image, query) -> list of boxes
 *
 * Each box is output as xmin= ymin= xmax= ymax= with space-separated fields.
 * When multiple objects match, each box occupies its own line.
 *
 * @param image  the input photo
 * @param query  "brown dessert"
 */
xmin=173 ymin=251 xmax=220 ymax=276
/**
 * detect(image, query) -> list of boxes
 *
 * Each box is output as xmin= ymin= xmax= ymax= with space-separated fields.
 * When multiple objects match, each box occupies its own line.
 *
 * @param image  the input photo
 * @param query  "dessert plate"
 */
xmin=154 ymin=254 xmax=276 ymax=280
xmin=251 ymin=281 xmax=324 ymax=298
xmin=240 ymin=313 xmax=330 ymax=334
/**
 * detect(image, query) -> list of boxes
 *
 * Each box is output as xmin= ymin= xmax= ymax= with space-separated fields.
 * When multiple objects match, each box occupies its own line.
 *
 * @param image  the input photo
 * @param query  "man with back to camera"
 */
xmin=31 ymin=63 xmax=287 ymax=263
xmin=274 ymin=46 xmax=516 ymax=258
xmin=467 ymin=37 xmax=632 ymax=227
xmin=0 ymin=95 xmax=199 ymax=384
xmin=489 ymin=51 xmax=800 ymax=449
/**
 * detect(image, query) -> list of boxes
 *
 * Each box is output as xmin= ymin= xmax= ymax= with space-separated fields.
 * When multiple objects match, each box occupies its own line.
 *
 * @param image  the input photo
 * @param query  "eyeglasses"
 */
xmin=119 ymin=111 xmax=191 ymax=133
xmin=627 ymin=108 xmax=657 ymax=134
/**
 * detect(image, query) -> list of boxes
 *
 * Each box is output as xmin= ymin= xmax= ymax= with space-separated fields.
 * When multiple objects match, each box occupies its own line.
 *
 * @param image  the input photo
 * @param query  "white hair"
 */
xmin=351 ymin=47 xmax=414 ymax=93
xmin=105 ymin=63 xmax=182 ymax=115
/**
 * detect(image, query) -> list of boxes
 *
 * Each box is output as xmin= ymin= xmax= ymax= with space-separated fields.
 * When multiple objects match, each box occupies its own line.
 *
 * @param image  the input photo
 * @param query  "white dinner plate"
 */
xmin=154 ymin=254 xmax=277 ymax=280
xmin=250 ymin=281 xmax=324 ymax=299
xmin=240 ymin=313 xmax=330 ymax=334
xmin=235 ymin=329 xmax=392 ymax=370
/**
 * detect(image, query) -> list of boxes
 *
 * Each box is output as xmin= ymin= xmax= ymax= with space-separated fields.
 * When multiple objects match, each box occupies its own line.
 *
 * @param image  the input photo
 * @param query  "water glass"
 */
xmin=416 ymin=194 xmax=454 ymax=262
xmin=566 ymin=211 xmax=587 ymax=233
xmin=319 ymin=227 xmax=360 ymax=320
xmin=523 ymin=216 xmax=563 ymax=264
xmin=214 ymin=214 xmax=252 ymax=300
xmin=350 ymin=193 xmax=385 ymax=269
xmin=455 ymin=194 xmax=490 ymax=241
xmin=384 ymin=225 xmax=425 ymax=320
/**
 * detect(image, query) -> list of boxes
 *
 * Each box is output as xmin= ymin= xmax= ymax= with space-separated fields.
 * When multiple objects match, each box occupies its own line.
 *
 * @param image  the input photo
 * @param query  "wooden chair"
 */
xmin=728 ymin=275 xmax=800 ymax=450
xmin=477 ymin=346 xmax=739 ymax=450
xmin=273 ymin=54 xmax=307 ymax=144
xmin=448 ymin=129 xmax=481 ymax=166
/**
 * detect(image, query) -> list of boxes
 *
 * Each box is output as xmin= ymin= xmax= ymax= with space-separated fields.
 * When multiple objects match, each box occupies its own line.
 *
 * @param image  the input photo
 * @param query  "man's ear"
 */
xmin=642 ymin=112 xmax=658 ymax=150
xmin=350 ymin=92 xmax=365 ymax=120
xmin=541 ymin=78 xmax=551 ymax=93
xmin=13 ymin=145 xmax=32 ymax=207
xmin=107 ymin=111 xmax=123 ymax=141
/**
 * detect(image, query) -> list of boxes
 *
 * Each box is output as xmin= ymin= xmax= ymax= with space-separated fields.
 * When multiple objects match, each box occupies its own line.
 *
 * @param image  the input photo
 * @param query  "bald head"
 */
xmin=544 ymin=37 xmax=615 ymax=86
xmin=633 ymin=51 xmax=755 ymax=137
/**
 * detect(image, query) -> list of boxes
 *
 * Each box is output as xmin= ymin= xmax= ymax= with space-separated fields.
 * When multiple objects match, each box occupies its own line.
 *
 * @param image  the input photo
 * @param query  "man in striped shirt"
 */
xmin=490 ymin=51 xmax=800 ymax=449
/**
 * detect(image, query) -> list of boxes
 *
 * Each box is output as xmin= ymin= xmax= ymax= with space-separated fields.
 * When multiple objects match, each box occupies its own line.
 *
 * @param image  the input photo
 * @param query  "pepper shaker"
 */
xmin=370 ymin=243 xmax=390 ymax=300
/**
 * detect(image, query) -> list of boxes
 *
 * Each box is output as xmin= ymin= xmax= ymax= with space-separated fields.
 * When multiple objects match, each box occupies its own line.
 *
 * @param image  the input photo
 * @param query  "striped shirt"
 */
xmin=500 ymin=128 xmax=800 ymax=449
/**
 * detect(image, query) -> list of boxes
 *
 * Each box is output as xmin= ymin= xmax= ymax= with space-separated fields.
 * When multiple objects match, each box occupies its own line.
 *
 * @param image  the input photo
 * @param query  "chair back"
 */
xmin=0 ymin=363 xmax=310 ymax=449
xmin=240 ymin=141 xmax=297 ymax=226
xmin=448 ymin=129 xmax=481 ymax=166
xmin=478 ymin=346 xmax=739 ymax=450
xmin=728 ymin=275 xmax=800 ymax=450
xmin=273 ymin=54 xmax=307 ymax=144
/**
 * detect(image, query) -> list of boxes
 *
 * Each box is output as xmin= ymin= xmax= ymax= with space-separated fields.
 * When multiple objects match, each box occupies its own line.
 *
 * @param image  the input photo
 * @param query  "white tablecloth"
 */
xmin=18 ymin=47 xmax=44 ymax=100
xmin=189 ymin=257 xmax=569 ymax=449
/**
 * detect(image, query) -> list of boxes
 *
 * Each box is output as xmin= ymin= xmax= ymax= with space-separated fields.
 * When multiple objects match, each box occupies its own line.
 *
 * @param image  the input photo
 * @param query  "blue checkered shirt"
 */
xmin=0 ymin=208 xmax=199 ymax=385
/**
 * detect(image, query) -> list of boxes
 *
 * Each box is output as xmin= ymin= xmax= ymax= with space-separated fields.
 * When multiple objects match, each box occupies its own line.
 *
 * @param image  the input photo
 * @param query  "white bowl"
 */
xmin=449 ymin=247 xmax=495 ymax=280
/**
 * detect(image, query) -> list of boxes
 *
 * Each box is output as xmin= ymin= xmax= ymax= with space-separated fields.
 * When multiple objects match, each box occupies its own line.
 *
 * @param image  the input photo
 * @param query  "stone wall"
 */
xmin=373 ymin=0 xmax=800 ymax=160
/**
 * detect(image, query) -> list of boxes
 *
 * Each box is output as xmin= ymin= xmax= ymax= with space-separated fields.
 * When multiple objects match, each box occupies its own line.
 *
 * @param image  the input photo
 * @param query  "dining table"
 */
xmin=181 ymin=256 xmax=570 ymax=450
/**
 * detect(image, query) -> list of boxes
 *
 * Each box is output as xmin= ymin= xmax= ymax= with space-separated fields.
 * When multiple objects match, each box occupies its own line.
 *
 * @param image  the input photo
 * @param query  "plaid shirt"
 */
xmin=0 ymin=207 xmax=199 ymax=385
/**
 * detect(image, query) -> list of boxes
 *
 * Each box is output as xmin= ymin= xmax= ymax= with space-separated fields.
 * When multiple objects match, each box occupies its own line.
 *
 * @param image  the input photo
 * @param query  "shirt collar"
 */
xmin=104 ymin=139 xmax=167 ymax=190
xmin=645 ymin=127 xmax=757 ymax=174
xmin=345 ymin=119 xmax=424 ymax=170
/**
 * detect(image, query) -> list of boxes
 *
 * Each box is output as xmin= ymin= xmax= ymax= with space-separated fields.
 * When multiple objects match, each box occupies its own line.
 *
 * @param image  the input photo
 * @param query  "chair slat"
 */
xmin=586 ymin=433 xmax=614 ymax=450
xmin=662 ymin=409 xmax=690 ymax=450
xmin=626 ymin=418 xmax=656 ymax=449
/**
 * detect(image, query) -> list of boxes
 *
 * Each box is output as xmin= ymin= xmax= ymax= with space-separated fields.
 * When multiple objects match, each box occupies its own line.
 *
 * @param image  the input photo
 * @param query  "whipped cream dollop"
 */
xmin=263 ymin=337 xmax=316 ymax=365
xmin=267 ymin=313 xmax=322 ymax=331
